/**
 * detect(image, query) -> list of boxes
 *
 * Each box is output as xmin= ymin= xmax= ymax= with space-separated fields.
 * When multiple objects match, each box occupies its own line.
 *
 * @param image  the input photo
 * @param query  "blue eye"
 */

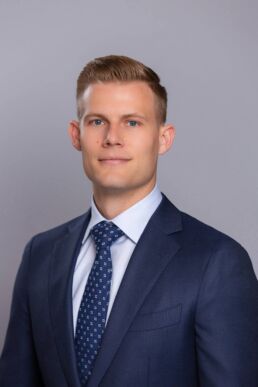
xmin=128 ymin=120 xmax=138 ymax=127
xmin=93 ymin=119 xmax=103 ymax=126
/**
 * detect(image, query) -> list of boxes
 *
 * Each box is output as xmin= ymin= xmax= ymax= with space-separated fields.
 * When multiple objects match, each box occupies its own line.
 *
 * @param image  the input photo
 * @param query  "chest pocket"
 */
xmin=128 ymin=303 xmax=182 ymax=332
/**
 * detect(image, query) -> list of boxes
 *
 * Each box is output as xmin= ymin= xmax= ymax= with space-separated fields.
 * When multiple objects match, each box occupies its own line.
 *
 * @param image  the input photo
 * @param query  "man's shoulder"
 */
xmin=30 ymin=211 xmax=89 ymax=245
xmin=181 ymin=209 xmax=246 ymax=252
xmin=162 ymin=194 xmax=248 ymax=256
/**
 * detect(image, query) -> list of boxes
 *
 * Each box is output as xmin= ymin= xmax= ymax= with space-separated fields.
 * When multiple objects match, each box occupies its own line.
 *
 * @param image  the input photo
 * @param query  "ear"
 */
xmin=158 ymin=123 xmax=175 ymax=155
xmin=68 ymin=120 xmax=81 ymax=151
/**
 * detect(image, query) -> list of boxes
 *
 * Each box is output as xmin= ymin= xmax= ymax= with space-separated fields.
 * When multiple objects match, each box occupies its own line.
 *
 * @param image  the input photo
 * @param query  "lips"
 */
xmin=99 ymin=158 xmax=131 ymax=165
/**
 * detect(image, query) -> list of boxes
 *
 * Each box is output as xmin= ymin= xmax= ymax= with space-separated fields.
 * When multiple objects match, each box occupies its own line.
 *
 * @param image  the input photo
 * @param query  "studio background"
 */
xmin=0 ymin=0 xmax=257 ymax=351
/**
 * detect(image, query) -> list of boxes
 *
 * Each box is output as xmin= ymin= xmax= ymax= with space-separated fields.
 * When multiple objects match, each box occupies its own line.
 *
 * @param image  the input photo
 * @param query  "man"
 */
xmin=0 ymin=55 xmax=258 ymax=387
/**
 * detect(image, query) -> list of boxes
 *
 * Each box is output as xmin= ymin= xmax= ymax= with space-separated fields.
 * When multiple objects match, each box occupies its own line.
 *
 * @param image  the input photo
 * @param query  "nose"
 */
xmin=103 ymin=123 xmax=123 ymax=147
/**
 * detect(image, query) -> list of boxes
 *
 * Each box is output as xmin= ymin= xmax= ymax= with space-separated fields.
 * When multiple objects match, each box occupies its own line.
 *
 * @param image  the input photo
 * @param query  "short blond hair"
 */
xmin=76 ymin=55 xmax=167 ymax=124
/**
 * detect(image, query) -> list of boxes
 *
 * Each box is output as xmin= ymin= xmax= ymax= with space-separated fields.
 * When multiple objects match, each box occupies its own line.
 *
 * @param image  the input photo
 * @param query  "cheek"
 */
xmin=81 ymin=135 xmax=100 ymax=154
xmin=80 ymin=128 xmax=100 ymax=144
xmin=95 ymin=139 xmax=101 ymax=145
xmin=136 ymin=137 xmax=159 ymax=158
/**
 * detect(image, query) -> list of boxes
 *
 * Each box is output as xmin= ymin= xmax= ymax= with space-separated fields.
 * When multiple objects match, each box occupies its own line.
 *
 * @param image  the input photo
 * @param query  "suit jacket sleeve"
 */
xmin=0 ymin=238 xmax=44 ymax=387
xmin=195 ymin=240 xmax=258 ymax=386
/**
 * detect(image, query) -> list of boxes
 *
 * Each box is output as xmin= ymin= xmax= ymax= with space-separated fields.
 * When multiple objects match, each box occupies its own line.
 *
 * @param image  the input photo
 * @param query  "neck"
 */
xmin=93 ymin=182 xmax=156 ymax=219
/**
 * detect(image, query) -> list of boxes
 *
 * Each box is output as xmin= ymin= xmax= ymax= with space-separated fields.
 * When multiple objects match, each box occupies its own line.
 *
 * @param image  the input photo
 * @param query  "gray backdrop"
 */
xmin=0 ymin=0 xmax=257 ymax=352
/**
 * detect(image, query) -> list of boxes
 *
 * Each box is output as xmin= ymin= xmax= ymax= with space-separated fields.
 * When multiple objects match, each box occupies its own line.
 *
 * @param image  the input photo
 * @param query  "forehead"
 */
xmin=80 ymin=81 xmax=157 ymax=117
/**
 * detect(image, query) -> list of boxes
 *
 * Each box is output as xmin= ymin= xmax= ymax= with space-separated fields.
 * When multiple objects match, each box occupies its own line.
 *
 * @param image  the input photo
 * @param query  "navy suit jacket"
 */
xmin=1 ymin=194 xmax=258 ymax=386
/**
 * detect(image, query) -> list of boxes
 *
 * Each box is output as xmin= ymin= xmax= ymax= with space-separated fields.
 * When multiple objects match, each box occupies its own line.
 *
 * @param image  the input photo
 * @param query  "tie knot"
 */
xmin=91 ymin=221 xmax=124 ymax=251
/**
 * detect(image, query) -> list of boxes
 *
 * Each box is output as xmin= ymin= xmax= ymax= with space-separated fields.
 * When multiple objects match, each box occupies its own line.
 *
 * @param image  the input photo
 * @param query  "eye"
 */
xmin=90 ymin=119 xmax=104 ymax=126
xmin=127 ymin=120 xmax=139 ymax=127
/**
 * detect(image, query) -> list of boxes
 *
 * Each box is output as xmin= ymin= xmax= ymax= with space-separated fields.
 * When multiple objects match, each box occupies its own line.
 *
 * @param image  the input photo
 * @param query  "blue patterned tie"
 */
xmin=75 ymin=221 xmax=124 ymax=385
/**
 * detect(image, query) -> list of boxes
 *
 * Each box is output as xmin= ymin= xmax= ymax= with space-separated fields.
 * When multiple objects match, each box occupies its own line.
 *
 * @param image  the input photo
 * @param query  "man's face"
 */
xmin=69 ymin=81 xmax=174 ymax=197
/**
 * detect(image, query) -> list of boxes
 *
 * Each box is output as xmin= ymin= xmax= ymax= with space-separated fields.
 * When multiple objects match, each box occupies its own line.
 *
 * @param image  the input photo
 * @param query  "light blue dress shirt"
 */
xmin=72 ymin=184 xmax=162 ymax=333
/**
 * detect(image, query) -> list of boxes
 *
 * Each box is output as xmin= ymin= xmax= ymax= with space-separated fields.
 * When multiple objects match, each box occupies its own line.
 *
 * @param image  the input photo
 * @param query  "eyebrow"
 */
xmin=122 ymin=113 xmax=147 ymax=120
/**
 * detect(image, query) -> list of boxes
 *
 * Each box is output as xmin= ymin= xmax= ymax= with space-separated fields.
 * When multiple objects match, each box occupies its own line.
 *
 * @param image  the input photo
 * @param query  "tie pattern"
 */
xmin=75 ymin=221 xmax=124 ymax=385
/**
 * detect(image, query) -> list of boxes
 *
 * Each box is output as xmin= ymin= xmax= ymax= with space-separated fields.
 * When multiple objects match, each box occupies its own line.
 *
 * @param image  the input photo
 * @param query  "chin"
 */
xmin=93 ymin=178 xmax=135 ymax=193
xmin=98 ymin=183 xmax=129 ymax=192
xmin=92 ymin=174 xmax=128 ymax=187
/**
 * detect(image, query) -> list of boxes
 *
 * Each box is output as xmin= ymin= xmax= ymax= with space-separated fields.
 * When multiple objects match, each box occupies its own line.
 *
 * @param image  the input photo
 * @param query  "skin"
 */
xmin=68 ymin=81 xmax=175 ymax=219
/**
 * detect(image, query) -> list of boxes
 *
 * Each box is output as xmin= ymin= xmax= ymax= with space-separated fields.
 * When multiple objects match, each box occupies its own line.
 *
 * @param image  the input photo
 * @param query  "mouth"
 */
xmin=98 ymin=158 xmax=131 ymax=165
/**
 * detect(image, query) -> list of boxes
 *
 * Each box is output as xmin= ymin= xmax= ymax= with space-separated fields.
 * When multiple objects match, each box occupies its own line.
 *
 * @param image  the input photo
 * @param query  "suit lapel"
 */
xmin=88 ymin=195 xmax=182 ymax=387
xmin=48 ymin=211 xmax=90 ymax=387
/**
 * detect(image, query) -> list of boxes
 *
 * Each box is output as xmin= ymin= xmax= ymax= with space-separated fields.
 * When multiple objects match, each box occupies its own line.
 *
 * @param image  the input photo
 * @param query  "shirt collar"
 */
xmin=82 ymin=184 xmax=162 ymax=245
